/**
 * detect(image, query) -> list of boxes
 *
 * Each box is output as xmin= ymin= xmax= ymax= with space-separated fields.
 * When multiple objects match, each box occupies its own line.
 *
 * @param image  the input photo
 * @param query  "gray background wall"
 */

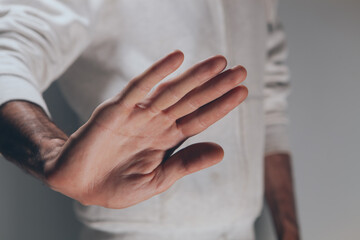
xmin=0 ymin=0 xmax=359 ymax=239
xmin=256 ymin=0 xmax=360 ymax=239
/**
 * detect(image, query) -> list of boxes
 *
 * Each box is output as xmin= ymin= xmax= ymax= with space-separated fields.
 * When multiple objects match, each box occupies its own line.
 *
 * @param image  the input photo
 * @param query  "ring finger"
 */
xmin=163 ymin=65 xmax=247 ymax=120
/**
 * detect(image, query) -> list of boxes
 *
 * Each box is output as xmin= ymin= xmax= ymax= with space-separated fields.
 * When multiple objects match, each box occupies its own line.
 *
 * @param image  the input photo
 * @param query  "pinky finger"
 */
xmin=176 ymin=85 xmax=248 ymax=137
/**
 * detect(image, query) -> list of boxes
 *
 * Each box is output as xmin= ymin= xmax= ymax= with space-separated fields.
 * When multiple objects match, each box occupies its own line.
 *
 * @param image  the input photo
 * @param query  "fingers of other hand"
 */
xmin=153 ymin=142 xmax=224 ymax=193
xmin=118 ymin=50 xmax=184 ymax=108
xmin=177 ymin=85 xmax=248 ymax=137
xmin=163 ymin=65 xmax=247 ymax=119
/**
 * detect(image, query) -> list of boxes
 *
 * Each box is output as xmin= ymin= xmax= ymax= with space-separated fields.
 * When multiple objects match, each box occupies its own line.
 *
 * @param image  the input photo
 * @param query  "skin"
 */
xmin=0 ymin=50 xmax=249 ymax=208
xmin=265 ymin=152 xmax=301 ymax=240
xmin=0 ymin=50 xmax=300 ymax=238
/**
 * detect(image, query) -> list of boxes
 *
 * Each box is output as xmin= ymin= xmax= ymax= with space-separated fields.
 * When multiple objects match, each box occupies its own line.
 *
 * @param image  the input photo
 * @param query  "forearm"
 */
xmin=265 ymin=152 xmax=300 ymax=240
xmin=0 ymin=100 xmax=67 ymax=181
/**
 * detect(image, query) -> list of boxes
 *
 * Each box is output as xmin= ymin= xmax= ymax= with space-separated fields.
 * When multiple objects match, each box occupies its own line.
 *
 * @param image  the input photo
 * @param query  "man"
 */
xmin=0 ymin=0 xmax=300 ymax=239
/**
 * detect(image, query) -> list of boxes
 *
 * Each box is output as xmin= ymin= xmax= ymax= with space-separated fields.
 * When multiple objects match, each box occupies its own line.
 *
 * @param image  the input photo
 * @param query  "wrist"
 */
xmin=32 ymin=137 xmax=67 ymax=182
xmin=0 ymin=100 xmax=68 ymax=182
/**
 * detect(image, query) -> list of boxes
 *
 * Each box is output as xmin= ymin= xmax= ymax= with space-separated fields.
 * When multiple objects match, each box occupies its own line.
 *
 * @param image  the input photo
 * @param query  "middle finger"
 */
xmin=143 ymin=55 xmax=227 ymax=113
xmin=163 ymin=65 xmax=247 ymax=120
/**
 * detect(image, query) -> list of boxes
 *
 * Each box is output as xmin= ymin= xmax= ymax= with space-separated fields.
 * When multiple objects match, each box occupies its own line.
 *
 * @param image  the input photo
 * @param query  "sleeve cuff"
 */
xmin=0 ymin=75 xmax=50 ymax=117
xmin=264 ymin=123 xmax=292 ymax=156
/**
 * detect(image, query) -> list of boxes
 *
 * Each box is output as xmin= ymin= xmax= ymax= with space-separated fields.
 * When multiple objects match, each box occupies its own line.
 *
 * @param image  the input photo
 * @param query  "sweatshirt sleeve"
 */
xmin=263 ymin=0 xmax=293 ymax=156
xmin=0 ymin=0 xmax=96 ymax=116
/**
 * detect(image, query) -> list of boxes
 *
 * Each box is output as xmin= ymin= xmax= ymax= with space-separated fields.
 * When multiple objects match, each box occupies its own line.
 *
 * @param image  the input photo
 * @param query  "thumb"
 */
xmin=154 ymin=142 xmax=224 ymax=193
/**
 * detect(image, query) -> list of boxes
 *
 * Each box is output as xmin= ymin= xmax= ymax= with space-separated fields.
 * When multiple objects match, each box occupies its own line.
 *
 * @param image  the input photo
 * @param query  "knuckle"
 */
xmin=196 ymin=116 xmax=208 ymax=129
xmin=228 ymin=72 xmax=241 ymax=84
xmin=162 ymin=110 xmax=178 ymax=122
xmin=133 ymin=79 xmax=152 ymax=94
xmin=186 ymin=98 xmax=199 ymax=111
xmin=148 ymin=104 xmax=161 ymax=115
xmin=212 ymin=84 xmax=225 ymax=95
xmin=140 ymin=102 xmax=161 ymax=116
xmin=195 ymin=63 xmax=215 ymax=78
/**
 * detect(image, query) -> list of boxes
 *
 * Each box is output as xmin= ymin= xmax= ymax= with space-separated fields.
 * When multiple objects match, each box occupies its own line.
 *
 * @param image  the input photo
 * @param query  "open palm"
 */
xmin=45 ymin=50 xmax=248 ymax=209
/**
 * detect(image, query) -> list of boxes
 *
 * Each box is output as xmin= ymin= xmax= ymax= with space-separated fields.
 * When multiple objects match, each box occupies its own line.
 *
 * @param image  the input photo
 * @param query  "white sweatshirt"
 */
xmin=0 ymin=0 xmax=292 ymax=239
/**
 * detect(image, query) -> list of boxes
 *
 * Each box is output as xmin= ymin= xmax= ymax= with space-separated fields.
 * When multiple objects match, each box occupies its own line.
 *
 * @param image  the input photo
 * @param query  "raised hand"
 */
xmin=45 ymin=50 xmax=248 ymax=208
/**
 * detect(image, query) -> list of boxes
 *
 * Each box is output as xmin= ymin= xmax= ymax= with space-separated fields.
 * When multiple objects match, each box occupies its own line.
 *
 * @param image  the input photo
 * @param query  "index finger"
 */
xmin=117 ymin=50 xmax=185 ymax=108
